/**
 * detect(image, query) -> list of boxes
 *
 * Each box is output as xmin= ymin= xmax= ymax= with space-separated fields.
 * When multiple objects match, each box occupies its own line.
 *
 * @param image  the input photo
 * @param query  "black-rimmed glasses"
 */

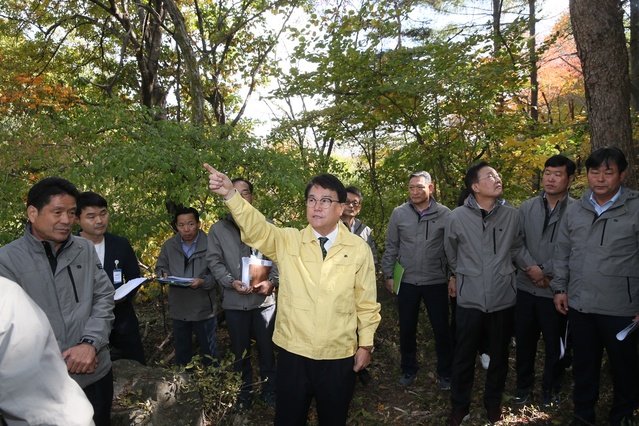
xmin=306 ymin=197 xmax=341 ymax=209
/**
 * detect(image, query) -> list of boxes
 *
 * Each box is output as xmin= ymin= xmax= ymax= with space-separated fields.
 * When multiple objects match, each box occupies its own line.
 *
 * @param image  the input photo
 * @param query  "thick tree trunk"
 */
xmin=164 ymin=0 xmax=206 ymax=127
xmin=137 ymin=0 xmax=167 ymax=120
xmin=570 ymin=0 xmax=636 ymax=187
xmin=630 ymin=0 xmax=639 ymax=112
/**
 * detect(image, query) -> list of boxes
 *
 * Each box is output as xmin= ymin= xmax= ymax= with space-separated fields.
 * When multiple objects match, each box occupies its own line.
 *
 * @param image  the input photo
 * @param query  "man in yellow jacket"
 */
xmin=205 ymin=164 xmax=381 ymax=426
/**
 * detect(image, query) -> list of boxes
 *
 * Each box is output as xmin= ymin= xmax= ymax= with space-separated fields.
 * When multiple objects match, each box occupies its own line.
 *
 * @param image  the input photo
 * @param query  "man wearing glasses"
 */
xmin=205 ymin=164 xmax=381 ymax=426
xmin=382 ymin=171 xmax=453 ymax=390
xmin=341 ymin=186 xmax=378 ymax=266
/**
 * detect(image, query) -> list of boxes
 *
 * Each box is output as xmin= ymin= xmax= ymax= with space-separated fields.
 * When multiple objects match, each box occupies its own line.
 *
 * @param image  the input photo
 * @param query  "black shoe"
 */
xmin=448 ymin=410 xmax=469 ymax=426
xmin=485 ymin=406 xmax=502 ymax=424
xmin=260 ymin=391 xmax=276 ymax=408
xmin=440 ymin=376 xmax=451 ymax=390
xmin=399 ymin=372 xmax=416 ymax=386
xmin=541 ymin=391 xmax=560 ymax=410
xmin=515 ymin=389 xmax=531 ymax=405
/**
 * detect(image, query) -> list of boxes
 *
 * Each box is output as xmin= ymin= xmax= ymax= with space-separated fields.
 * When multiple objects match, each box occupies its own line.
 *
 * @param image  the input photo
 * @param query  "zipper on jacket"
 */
xmin=493 ymin=229 xmax=496 ymax=254
xmin=600 ymin=219 xmax=608 ymax=245
xmin=549 ymin=222 xmax=557 ymax=242
xmin=67 ymin=266 xmax=79 ymax=302
xmin=628 ymin=277 xmax=632 ymax=303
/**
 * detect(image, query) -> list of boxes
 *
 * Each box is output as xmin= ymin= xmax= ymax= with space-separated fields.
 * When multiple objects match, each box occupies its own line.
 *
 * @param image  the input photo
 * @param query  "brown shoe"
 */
xmin=485 ymin=406 xmax=502 ymax=423
xmin=448 ymin=410 xmax=469 ymax=426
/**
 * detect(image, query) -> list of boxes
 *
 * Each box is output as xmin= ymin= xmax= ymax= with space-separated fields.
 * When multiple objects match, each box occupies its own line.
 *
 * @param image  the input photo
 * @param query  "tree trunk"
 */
xmin=570 ymin=0 xmax=637 ymax=187
xmin=164 ymin=0 xmax=205 ymax=127
xmin=529 ymin=0 xmax=538 ymax=122
xmin=630 ymin=0 xmax=639 ymax=112
xmin=137 ymin=0 xmax=167 ymax=120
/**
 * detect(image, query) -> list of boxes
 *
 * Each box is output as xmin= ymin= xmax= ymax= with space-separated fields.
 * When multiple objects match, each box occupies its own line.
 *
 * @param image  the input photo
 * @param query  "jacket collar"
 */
xmin=24 ymin=222 xmax=74 ymax=254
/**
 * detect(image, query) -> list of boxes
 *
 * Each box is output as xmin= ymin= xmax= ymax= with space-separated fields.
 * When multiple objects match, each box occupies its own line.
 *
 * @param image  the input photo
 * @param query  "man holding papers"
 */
xmin=381 ymin=171 xmax=453 ymax=390
xmin=76 ymin=191 xmax=146 ymax=365
xmin=156 ymin=206 xmax=220 ymax=367
xmin=205 ymin=164 xmax=380 ymax=426
xmin=551 ymin=147 xmax=639 ymax=426
xmin=208 ymin=178 xmax=279 ymax=410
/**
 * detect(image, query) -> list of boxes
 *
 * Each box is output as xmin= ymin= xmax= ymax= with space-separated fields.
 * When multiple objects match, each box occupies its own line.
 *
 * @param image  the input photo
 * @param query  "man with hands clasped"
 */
xmin=205 ymin=163 xmax=380 ymax=426
xmin=513 ymin=155 xmax=576 ymax=409
xmin=551 ymin=147 xmax=639 ymax=426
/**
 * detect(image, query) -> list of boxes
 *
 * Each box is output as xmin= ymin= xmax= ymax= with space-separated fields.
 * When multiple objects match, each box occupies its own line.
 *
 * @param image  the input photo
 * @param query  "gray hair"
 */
xmin=409 ymin=171 xmax=432 ymax=184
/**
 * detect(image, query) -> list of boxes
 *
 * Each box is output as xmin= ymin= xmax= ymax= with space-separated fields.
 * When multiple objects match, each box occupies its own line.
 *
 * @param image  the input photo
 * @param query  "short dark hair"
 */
xmin=27 ymin=177 xmax=80 ymax=212
xmin=345 ymin=185 xmax=363 ymax=202
xmin=76 ymin=191 xmax=108 ymax=216
xmin=174 ymin=206 xmax=200 ymax=223
xmin=545 ymin=155 xmax=576 ymax=177
xmin=464 ymin=161 xmax=491 ymax=196
xmin=231 ymin=177 xmax=253 ymax=194
xmin=305 ymin=174 xmax=347 ymax=203
xmin=585 ymin=146 xmax=628 ymax=173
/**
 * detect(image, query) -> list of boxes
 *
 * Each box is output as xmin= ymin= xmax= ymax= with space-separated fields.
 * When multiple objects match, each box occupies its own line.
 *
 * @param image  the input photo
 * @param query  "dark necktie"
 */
xmin=318 ymin=237 xmax=328 ymax=260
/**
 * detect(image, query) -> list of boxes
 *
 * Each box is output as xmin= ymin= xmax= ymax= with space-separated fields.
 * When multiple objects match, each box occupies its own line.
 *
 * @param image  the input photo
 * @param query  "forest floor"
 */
xmin=135 ymin=280 xmax=622 ymax=426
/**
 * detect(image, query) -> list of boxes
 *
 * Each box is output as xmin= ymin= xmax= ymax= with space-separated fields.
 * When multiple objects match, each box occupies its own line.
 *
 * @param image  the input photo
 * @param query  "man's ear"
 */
xmin=620 ymin=170 xmax=627 ymax=184
xmin=27 ymin=205 xmax=38 ymax=224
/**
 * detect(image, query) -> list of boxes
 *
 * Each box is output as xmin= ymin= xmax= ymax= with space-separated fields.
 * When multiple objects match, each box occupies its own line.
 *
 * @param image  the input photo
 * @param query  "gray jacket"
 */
xmin=552 ymin=187 xmax=639 ymax=316
xmin=0 ymin=225 xmax=115 ymax=388
xmin=445 ymin=195 xmax=528 ymax=312
xmin=207 ymin=215 xmax=278 ymax=311
xmin=517 ymin=192 xmax=574 ymax=298
xmin=155 ymin=229 xmax=218 ymax=321
xmin=382 ymin=199 xmax=451 ymax=285
xmin=348 ymin=218 xmax=379 ymax=266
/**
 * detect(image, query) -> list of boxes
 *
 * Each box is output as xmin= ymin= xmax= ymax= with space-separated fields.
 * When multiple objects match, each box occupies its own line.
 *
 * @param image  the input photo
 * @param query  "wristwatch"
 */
xmin=78 ymin=338 xmax=97 ymax=351
xmin=553 ymin=289 xmax=566 ymax=295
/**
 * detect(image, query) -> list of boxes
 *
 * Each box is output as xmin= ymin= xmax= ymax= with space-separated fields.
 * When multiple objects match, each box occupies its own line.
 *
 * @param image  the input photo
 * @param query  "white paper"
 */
xmin=241 ymin=255 xmax=273 ymax=289
xmin=114 ymin=277 xmax=147 ymax=301
xmin=616 ymin=321 xmax=638 ymax=341
xmin=559 ymin=320 xmax=569 ymax=359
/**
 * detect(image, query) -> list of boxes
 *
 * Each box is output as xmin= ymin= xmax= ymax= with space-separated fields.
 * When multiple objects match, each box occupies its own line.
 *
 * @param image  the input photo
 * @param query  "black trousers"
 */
xmin=398 ymin=282 xmax=452 ymax=378
xmin=274 ymin=348 xmax=356 ymax=426
xmin=83 ymin=368 xmax=113 ymax=426
xmin=450 ymin=305 xmax=514 ymax=412
xmin=515 ymin=290 xmax=566 ymax=393
xmin=110 ymin=302 xmax=146 ymax=365
xmin=226 ymin=305 xmax=277 ymax=401
xmin=568 ymin=310 xmax=638 ymax=425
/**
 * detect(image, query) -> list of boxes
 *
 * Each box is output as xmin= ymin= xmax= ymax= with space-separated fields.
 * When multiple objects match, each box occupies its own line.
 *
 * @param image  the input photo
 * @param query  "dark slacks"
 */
xmin=110 ymin=301 xmax=146 ymax=365
xmin=398 ymin=282 xmax=452 ymax=378
xmin=83 ymin=368 xmax=113 ymax=426
xmin=568 ymin=309 xmax=639 ymax=425
xmin=515 ymin=290 xmax=566 ymax=393
xmin=172 ymin=317 xmax=219 ymax=366
xmin=274 ymin=348 xmax=356 ymax=426
xmin=226 ymin=304 xmax=277 ymax=401
xmin=451 ymin=305 xmax=514 ymax=412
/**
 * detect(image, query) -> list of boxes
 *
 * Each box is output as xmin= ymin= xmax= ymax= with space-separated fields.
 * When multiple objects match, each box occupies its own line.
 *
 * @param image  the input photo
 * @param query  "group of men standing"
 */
xmin=382 ymin=148 xmax=638 ymax=426
xmin=1 ymin=146 xmax=637 ymax=426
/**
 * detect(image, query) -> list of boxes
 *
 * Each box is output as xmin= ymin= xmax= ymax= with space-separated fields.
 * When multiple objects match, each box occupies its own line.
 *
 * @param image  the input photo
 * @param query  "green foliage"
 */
xmin=178 ymin=355 xmax=243 ymax=424
xmin=0 ymin=100 xmax=314 ymax=266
